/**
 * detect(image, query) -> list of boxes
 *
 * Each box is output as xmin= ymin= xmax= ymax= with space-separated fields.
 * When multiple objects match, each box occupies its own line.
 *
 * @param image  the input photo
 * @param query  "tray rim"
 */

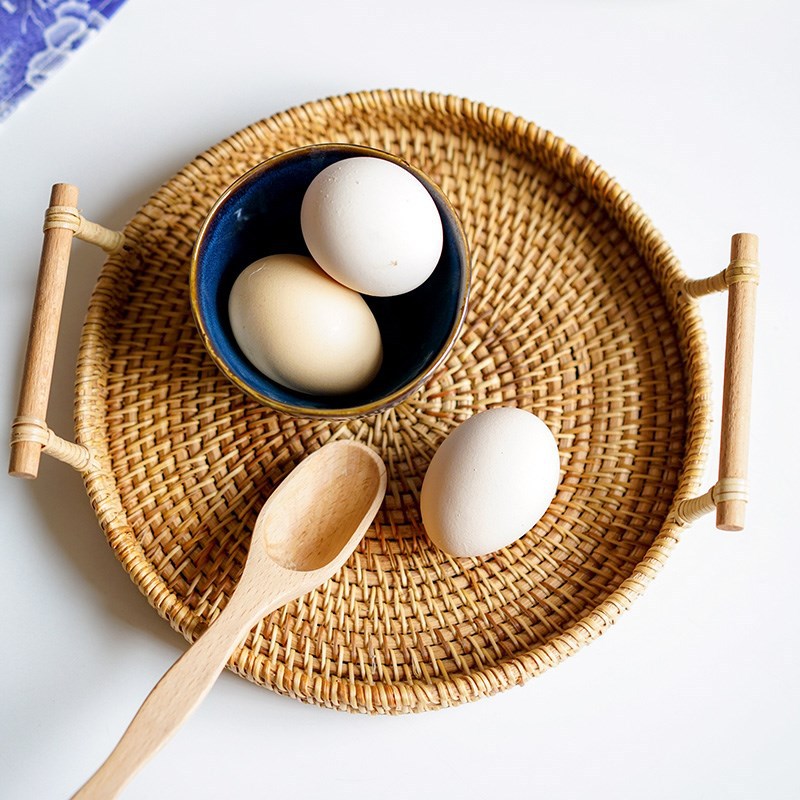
xmin=72 ymin=88 xmax=711 ymax=713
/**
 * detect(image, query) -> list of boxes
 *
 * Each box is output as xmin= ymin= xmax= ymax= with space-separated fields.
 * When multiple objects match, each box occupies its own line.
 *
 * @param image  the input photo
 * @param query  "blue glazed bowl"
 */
xmin=190 ymin=143 xmax=470 ymax=418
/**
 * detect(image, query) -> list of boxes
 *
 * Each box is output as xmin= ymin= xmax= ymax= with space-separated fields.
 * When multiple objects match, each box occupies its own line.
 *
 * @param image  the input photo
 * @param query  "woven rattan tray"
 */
xmin=10 ymin=89 xmax=758 ymax=714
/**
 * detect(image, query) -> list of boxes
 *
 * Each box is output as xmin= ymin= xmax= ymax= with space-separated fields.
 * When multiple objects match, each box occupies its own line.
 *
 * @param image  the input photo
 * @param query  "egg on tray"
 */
xmin=420 ymin=408 xmax=561 ymax=558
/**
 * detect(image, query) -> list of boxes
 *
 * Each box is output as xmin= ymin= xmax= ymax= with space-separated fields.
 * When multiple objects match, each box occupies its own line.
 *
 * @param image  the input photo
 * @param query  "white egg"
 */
xmin=228 ymin=254 xmax=382 ymax=395
xmin=420 ymin=408 xmax=560 ymax=558
xmin=300 ymin=156 xmax=444 ymax=297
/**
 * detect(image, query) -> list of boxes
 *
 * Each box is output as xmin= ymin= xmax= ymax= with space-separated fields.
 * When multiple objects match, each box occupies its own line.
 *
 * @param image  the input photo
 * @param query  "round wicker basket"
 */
xmin=12 ymin=89 xmax=757 ymax=714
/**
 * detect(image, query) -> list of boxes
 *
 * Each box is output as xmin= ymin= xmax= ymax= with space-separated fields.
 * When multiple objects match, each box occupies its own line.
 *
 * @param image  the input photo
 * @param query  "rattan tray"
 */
xmin=10 ymin=89 xmax=758 ymax=714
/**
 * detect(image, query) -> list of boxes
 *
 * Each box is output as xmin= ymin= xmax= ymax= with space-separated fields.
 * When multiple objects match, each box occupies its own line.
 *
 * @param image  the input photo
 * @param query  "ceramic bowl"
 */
xmin=190 ymin=143 xmax=470 ymax=418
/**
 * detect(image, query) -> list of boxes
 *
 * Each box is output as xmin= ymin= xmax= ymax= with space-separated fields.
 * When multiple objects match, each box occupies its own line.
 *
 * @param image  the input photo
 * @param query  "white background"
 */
xmin=1 ymin=1 xmax=798 ymax=798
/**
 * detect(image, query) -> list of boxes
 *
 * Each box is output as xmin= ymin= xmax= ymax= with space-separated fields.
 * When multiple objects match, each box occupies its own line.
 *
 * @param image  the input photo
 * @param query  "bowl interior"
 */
xmin=192 ymin=145 xmax=468 ymax=414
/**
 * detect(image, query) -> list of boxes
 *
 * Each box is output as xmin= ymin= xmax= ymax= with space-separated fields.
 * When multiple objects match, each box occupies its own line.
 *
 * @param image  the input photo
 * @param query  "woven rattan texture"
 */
xmin=75 ymin=90 xmax=709 ymax=713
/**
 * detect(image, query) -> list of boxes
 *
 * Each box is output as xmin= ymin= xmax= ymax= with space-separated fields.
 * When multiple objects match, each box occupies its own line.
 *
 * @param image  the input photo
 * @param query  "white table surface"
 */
xmin=2 ymin=1 xmax=798 ymax=798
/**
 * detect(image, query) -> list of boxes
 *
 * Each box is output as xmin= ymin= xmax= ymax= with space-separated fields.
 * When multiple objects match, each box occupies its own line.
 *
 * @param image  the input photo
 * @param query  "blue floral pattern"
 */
xmin=1 ymin=0 xmax=127 ymax=121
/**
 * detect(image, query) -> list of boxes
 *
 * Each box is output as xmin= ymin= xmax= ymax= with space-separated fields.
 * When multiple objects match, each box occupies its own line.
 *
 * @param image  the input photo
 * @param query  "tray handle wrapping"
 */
xmin=674 ymin=233 xmax=759 ymax=531
xmin=8 ymin=184 xmax=124 ymax=480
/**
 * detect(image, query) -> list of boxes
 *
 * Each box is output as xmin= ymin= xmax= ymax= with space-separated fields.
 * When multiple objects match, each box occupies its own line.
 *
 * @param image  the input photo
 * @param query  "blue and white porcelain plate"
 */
xmin=1 ymin=0 xmax=127 ymax=122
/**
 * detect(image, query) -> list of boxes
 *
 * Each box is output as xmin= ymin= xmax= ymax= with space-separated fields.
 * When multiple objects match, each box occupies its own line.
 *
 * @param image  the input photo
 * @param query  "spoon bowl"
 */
xmin=262 ymin=439 xmax=386 ymax=571
xmin=73 ymin=440 xmax=386 ymax=799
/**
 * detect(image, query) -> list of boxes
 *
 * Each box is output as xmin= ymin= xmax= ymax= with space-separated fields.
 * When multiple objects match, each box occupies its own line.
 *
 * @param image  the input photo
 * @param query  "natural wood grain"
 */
xmin=716 ymin=233 xmax=758 ymax=531
xmin=71 ymin=441 xmax=385 ymax=799
xmin=9 ymin=183 xmax=78 ymax=479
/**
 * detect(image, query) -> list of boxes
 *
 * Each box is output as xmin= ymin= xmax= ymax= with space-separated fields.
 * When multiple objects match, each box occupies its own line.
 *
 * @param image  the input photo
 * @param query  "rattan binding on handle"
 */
xmin=8 ymin=184 xmax=124 ymax=479
xmin=43 ymin=205 xmax=126 ymax=253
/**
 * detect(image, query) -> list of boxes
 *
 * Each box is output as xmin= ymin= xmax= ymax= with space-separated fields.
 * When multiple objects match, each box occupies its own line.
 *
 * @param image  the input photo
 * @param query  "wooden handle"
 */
xmin=72 ymin=586 xmax=272 ymax=799
xmin=9 ymin=183 xmax=78 ymax=479
xmin=716 ymin=233 xmax=758 ymax=531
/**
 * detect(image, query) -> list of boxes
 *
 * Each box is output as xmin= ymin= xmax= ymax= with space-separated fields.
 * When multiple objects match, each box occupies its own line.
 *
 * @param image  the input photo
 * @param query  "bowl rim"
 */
xmin=189 ymin=142 xmax=471 ymax=418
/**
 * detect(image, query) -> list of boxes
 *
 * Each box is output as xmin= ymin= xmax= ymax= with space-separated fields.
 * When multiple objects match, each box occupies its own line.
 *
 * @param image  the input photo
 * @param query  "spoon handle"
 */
xmin=71 ymin=590 xmax=272 ymax=799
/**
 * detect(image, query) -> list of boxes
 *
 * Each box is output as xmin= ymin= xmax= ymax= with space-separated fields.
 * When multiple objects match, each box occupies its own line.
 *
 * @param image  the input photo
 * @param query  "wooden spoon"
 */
xmin=72 ymin=440 xmax=386 ymax=799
